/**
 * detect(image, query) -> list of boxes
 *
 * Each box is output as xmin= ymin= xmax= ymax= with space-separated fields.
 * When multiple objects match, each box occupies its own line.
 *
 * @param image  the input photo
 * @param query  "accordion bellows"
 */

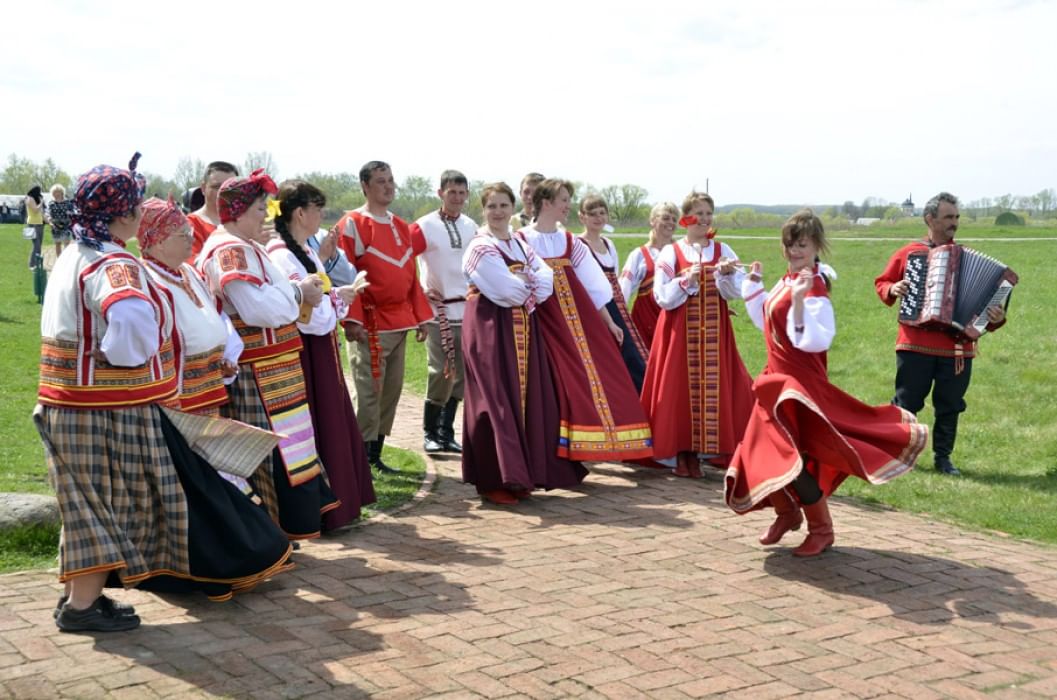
xmin=898 ymin=244 xmax=1018 ymax=340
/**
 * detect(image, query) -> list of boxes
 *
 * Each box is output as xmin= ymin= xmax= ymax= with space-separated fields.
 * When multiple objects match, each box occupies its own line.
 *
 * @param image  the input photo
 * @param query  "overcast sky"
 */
xmin=2 ymin=0 xmax=1054 ymax=206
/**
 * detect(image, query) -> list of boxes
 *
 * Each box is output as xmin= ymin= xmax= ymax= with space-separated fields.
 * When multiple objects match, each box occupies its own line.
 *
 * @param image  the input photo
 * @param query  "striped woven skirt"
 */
xmin=34 ymin=403 xmax=293 ymax=601
xmin=225 ymin=364 xmax=339 ymax=539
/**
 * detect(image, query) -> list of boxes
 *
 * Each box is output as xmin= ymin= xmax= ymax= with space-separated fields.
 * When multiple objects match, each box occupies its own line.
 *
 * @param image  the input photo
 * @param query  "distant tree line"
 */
xmin=3 ymin=153 xmax=1054 ymax=228
xmin=833 ymin=191 xmax=1057 ymax=223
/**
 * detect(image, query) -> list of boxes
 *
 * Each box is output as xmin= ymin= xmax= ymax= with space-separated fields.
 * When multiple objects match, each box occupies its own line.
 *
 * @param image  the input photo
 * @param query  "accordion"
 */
xmin=898 ymin=244 xmax=1017 ymax=339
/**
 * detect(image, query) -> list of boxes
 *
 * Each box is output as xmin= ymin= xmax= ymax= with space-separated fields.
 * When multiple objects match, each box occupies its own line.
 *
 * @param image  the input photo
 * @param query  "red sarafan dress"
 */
xmin=460 ymin=233 xmax=587 ymax=494
xmin=725 ymin=267 xmax=928 ymax=514
xmin=640 ymin=238 xmax=754 ymax=466
xmin=518 ymin=229 xmax=652 ymax=462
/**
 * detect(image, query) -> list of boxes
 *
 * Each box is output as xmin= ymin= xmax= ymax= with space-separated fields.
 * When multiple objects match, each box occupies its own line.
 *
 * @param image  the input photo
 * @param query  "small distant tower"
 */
xmin=901 ymin=194 xmax=914 ymax=216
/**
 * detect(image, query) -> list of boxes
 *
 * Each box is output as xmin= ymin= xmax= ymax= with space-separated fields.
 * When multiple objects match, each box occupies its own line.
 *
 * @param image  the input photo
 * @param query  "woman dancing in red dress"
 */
xmin=725 ymin=210 xmax=928 ymax=557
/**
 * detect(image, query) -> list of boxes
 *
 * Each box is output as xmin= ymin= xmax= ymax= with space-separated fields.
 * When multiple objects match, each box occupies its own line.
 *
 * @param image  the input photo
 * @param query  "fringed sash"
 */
xmin=434 ymin=296 xmax=465 ymax=379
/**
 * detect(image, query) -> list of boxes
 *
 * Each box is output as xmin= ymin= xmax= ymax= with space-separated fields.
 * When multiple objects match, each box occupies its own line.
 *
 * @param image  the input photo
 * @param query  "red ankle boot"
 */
xmin=481 ymin=489 xmax=518 ymax=505
xmin=674 ymin=452 xmax=693 ymax=478
xmin=687 ymin=456 xmax=703 ymax=479
xmin=793 ymin=498 xmax=834 ymax=557
xmin=759 ymin=490 xmax=803 ymax=545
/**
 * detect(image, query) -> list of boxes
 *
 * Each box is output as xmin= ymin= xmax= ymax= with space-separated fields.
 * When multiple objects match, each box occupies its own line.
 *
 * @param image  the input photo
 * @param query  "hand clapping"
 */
xmin=299 ymin=274 xmax=324 ymax=307
xmin=318 ymin=227 xmax=339 ymax=262
xmin=791 ymin=268 xmax=813 ymax=299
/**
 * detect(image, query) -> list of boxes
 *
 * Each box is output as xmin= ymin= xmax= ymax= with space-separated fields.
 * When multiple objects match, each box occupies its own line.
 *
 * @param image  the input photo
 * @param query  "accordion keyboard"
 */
xmin=898 ymin=252 xmax=928 ymax=321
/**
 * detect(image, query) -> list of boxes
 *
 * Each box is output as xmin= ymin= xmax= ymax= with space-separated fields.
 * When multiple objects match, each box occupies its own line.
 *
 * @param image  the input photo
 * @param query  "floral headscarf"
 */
xmin=72 ymin=152 xmax=146 ymax=250
xmin=217 ymin=168 xmax=278 ymax=224
xmin=136 ymin=195 xmax=188 ymax=251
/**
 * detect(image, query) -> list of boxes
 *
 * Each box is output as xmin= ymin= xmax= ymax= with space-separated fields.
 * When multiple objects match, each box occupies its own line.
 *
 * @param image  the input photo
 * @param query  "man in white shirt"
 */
xmin=513 ymin=172 xmax=544 ymax=230
xmin=411 ymin=170 xmax=476 ymax=452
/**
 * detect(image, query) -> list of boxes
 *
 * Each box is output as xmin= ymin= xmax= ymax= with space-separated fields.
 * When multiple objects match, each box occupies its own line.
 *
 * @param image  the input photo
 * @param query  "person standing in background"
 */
xmin=47 ymin=184 xmax=76 ymax=258
xmin=620 ymin=202 xmax=678 ymax=348
xmin=335 ymin=161 xmax=434 ymax=473
xmin=25 ymin=185 xmax=45 ymax=268
xmin=411 ymin=170 xmax=476 ymax=453
xmin=188 ymin=161 xmax=239 ymax=260
xmin=513 ymin=172 xmax=545 ymax=229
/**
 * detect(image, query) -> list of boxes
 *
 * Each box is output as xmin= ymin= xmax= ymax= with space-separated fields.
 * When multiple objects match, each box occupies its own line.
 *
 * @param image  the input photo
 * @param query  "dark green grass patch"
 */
xmin=363 ymin=445 xmax=427 ymax=516
xmin=0 ymin=523 xmax=60 ymax=573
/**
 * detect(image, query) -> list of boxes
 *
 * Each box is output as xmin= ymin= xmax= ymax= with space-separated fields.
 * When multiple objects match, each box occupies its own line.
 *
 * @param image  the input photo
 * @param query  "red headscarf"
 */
xmin=136 ymin=195 xmax=188 ymax=250
xmin=217 ymin=169 xmax=278 ymax=223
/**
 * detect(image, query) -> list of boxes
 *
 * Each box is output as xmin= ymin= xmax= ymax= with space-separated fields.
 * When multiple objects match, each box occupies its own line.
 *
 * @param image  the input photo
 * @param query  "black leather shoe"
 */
xmin=367 ymin=438 xmax=399 ymax=474
xmin=372 ymin=460 xmax=399 ymax=474
xmin=423 ymin=432 xmax=444 ymax=453
xmin=934 ymin=457 xmax=961 ymax=476
xmin=56 ymin=597 xmax=141 ymax=632
xmin=439 ymin=398 xmax=463 ymax=453
xmin=423 ymin=402 xmax=444 ymax=453
xmin=54 ymin=594 xmax=136 ymax=620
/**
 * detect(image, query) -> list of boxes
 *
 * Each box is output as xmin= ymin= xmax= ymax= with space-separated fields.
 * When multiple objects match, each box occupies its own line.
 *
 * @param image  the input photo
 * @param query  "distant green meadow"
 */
xmin=2 ymin=222 xmax=1054 ymax=549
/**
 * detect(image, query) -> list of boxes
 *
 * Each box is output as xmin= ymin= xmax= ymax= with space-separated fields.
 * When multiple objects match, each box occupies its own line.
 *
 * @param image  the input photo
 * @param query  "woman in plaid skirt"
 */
xmin=197 ymin=171 xmax=341 ymax=539
xmin=36 ymin=156 xmax=294 ymax=633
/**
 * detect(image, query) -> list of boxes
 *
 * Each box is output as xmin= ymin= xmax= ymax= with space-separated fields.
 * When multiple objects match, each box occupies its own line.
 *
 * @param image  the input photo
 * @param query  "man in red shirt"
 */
xmin=875 ymin=192 xmax=1007 ymax=476
xmin=337 ymin=161 xmax=434 ymax=472
xmin=187 ymin=161 xmax=239 ymax=261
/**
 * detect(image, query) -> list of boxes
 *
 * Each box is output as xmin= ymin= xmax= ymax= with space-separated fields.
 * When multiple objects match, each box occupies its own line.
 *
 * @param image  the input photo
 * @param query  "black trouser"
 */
xmin=892 ymin=350 xmax=973 ymax=460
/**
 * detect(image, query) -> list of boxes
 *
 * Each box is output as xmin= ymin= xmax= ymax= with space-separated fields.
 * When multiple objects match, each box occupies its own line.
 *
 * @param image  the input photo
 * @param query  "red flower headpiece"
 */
xmin=217 ymin=168 xmax=279 ymax=224
xmin=678 ymin=215 xmax=716 ymax=239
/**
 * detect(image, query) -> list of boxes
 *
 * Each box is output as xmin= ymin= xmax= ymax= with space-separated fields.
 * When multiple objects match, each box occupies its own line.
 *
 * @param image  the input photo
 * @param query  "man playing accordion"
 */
xmin=875 ymin=192 xmax=1008 ymax=476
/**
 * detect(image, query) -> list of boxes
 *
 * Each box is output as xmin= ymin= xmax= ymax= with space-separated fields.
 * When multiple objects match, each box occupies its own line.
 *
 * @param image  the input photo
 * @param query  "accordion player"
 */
xmin=897 ymin=243 xmax=1017 ymax=340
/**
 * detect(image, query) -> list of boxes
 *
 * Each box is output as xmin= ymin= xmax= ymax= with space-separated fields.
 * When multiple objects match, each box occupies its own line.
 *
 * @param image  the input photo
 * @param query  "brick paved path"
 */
xmin=3 ymin=392 xmax=1057 ymax=698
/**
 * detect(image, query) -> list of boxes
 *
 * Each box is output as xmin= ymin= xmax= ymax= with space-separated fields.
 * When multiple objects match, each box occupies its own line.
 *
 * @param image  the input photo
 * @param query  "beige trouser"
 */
xmin=349 ymin=330 xmax=407 ymax=441
xmin=425 ymin=322 xmax=465 ymax=406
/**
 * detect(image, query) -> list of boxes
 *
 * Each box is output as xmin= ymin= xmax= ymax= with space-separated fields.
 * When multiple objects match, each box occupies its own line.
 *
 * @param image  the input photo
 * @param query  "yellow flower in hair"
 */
xmin=266 ymin=198 xmax=282 ymax=222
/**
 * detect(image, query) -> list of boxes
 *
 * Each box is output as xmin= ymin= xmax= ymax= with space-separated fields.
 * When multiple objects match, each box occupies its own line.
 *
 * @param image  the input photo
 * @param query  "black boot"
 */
xmin=423 ymin=401 xmax=444 ymax=453
xmin=933 ymin=414 xmax=961 ymax=476
xmin=439 ymin=398 xmax=462 ymax=453
xmin=368 ymin=437 xmax=398 ymax=474
xmin=791 ymin=458 xmax=823 ymax=505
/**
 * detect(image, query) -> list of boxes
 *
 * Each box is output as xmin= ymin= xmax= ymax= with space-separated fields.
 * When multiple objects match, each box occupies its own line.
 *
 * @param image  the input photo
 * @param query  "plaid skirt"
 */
xmin=35 ymin=403 xmax=191 ymax=583
xmin=35 ymin=403 xmax=293 ymax=599
xmin=225 ymin=367 xmax=338 ymax=539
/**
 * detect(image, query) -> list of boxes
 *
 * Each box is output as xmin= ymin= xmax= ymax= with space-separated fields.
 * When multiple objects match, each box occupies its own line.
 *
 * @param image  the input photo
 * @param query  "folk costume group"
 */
xmin=35 ymin=151 xmax=1007 ymax=633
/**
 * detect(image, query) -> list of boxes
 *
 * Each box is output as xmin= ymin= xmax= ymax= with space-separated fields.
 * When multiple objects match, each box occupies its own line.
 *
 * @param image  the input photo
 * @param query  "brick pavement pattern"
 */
xmin=3 ymin=393 xmax=1057 ymax=698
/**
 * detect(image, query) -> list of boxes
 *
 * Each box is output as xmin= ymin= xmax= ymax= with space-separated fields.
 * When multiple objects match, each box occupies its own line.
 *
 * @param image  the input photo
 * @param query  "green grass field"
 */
xmin=3 ymin=222 xmax=1055 ymax=548
xmin=611 ymin=224 xmax=1057 ymax=544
